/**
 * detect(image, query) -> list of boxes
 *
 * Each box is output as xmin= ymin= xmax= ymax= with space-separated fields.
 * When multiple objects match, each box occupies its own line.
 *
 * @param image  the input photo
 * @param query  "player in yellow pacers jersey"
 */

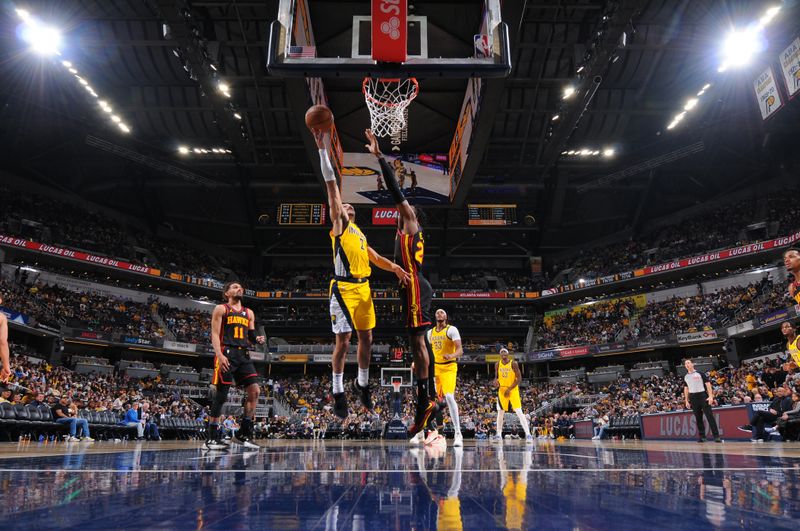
xmin=421 ymin=309 xmax=464 ymax=447
xmin=781 ymin=321 xmax=800 ymax=371
xmin=313 ymin=129 xmax=410 ymax=419
xmin=493 ymin=349 xmax=533 ymax=444
xmin=784 ymin=248 xmax=800 ymax=305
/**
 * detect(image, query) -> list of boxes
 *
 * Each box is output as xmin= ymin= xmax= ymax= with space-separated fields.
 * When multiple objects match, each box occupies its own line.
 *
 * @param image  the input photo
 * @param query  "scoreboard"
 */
xmin=278 ymin=203 xmax=326 ymax=225
xmin=467 ymin=204 xmax=517 ymax=226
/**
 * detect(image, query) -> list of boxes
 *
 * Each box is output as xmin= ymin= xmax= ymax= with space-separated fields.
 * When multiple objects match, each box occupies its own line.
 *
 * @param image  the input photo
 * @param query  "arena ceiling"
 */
xmin=0 ymin=0 xmax=797 ymax=261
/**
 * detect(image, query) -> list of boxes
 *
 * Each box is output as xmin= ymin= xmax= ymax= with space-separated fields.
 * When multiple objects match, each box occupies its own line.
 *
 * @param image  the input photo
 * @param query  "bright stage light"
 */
xmin=20 ymin=21 xmax=62 ymax=56
xmin=684 ymin=98 xmax=698 ymax=111
xmin=118 ymin=123 xmax=130 ymax=133
xmin=603 ymin=148 xmax=615 ymax=158
xmin=720 ymin=28 xmax=762 ymax=69
xmin=178 ymin=146 xmax=189 ymax=155
xmin=563 ymin=86 xmax=576 ymax=99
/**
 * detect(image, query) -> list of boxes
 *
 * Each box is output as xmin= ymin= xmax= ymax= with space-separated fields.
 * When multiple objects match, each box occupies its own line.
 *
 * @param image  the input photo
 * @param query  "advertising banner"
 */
xmin=595 ymin=342 xmax=627 ymax=354
xmin=560 ymin=346 xmax=591 ymax=358
xmin=122 ymin=336 xmax=155 ymax=346
xmin=778 ymin=37 xmax=800 ymax=99
xmin=314 ymin=354 xmax=333 ymax=363
xmin=529 ymin=350 xmax=558 ymax=362
xmin=0 ymin=234 xmax=159 ymax=276
xmin=754 ymin=308 xmax=790 ymax=329
xmin=163 ymin=340 xmax=198 ymax=353
xmin=676 ymin=330 xmax=719 ymax=344
xmin=636 ymin=337 xmax=671 ymax=348
xmin=372 ymin=207 xmax=399 ymax=225
xmin=74 ymin=330 xmax=109 ymax=341
xmin=753 ymin=66 xmax=783 ymax=120
xmin=640 ymin=405 xmax=750 ymax=440
xmin=274 ymin=354 xmax=309 ymax=363
xmin=442 ymin=292 xmax=507 ymax=299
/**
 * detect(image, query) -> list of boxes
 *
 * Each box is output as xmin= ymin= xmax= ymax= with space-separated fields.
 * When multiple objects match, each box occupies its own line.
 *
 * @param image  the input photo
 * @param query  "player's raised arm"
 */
xmin=314 ymin=130 xmax=348 ymax=236
xmin=364 ymin=129 xmax=418 ymax=234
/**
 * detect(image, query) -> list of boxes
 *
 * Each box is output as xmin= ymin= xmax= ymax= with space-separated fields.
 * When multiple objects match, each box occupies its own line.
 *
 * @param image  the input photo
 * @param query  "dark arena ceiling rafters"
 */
xmin=0 ymin=0 xmax=798 ymax=262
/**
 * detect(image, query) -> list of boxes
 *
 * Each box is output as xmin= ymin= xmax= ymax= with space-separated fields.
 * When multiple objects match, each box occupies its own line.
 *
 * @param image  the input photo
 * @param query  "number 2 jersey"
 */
xmin=394 ymin=229 xmax=432 ymax=331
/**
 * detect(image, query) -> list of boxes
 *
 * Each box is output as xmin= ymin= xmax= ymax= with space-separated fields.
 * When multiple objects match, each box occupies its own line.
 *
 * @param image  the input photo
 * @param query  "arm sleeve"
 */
xmin=319 ymin=149 xmax=336 ymax=182
xmin=378 ymin=157 xmax=405 ymax=204
xmin=447 ymin=326 xmax=461 ymax=342
xmin=426 ymin=329 xmax=432 ymax=343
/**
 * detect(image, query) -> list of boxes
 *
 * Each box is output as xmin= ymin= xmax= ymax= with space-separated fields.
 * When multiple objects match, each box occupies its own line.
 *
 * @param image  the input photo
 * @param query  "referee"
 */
xmin=683 ymin=359 xmax=721 ymax=443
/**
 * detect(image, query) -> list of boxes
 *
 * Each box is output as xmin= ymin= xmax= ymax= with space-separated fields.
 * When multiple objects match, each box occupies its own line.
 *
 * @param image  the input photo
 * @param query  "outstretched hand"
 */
xmin=392 ymin=264 xmax=411 ymax=286
xmin=364 ymin=129 xmax=382 ymax=157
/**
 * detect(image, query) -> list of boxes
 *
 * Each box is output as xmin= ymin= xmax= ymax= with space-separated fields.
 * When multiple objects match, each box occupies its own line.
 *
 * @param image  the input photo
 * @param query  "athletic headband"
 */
xmin=436 ymin=308 xmax=447 ymax=318
xmin=499 ymin=348 xmax=509 ymax=355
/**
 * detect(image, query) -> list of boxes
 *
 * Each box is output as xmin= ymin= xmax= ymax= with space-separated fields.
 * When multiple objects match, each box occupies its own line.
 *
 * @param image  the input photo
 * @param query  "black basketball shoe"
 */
xmin=352 ymin=378 xmax=374 ymax=411
xmin=333 ymin=392 xmax=348 ymax=419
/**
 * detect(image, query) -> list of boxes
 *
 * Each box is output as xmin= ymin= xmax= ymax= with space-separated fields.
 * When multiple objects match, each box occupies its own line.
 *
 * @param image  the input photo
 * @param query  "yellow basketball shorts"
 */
xmin=434 ymin=363 xmax=457 ymax=397
xmin=498 ymin=387 xmax=522 ymax=412
xmin=329 ymin=279 xmax=375 ymax=334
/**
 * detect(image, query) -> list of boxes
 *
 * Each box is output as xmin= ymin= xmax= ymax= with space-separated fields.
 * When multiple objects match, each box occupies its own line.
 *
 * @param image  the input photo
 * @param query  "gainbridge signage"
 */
xmin=372 ymin=207 xmax=399 ymax=225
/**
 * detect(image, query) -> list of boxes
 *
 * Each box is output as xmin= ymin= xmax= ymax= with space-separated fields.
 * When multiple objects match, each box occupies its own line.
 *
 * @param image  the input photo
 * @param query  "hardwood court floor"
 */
xmin=0 ymin=438 xmax=799 ymax=529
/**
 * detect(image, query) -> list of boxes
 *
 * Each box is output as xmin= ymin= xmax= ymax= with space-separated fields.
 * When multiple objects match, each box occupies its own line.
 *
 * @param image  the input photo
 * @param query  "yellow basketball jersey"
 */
xmin=430 ymin=325 xmax=457 ymax=364
xmin=330 ymin=221 xmax=371 ymax=280
xmin=498 ymin=359 xmax=515 ymax=387
xmin=788 ymin=337 xmax=800 ymax=366
xmin=794 ymin=289 xmax=800 ymax=305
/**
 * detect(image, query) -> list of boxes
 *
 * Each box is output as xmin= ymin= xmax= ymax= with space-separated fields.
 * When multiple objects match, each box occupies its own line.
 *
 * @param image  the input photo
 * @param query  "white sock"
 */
xmin=358 ymin=367 xmax=369 ymax=388
xmin=496 ymin=409 xmax=504 ymax=437
xmin=445 ymin=394 xmax=460 ymax=433
xmin=514 ymin=408 xmax=531 ymax=437
xmin=448 ymin=449 xmax=463 ymax=497
xmin=332 ymin=372 xmax=344 ymax=394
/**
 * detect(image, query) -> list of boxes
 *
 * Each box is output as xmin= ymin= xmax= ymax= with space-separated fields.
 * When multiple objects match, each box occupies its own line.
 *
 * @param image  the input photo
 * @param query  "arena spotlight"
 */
xmin=217 ymin=81 xmax=231 ymax=97
xmin=118 ymin=123 xmax=130 ymax=133
xmin=551 ymin=114 xmax=560 ymax=121
xmin=178 ymin=146 xmax=189 ymax=155
xmin=562 ymin=86 xmax=576 ymax=99
xmin=20 ymin=19 xmax=62 ymax=56
xmin=719 ymin=27 xmax=763 ymax=71
xmin=684 ymin=98 xmax=698 ymax=111
xmin=603 ymin=148 xmax=615 ymax=158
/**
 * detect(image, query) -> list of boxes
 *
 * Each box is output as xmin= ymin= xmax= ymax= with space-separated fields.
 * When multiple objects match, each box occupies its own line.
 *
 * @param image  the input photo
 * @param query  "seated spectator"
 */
xmin=52 ymin=397 xmax=94 ymax=442
xmin=122 ymin=402 xmax=145 ymax=440
xmin=749 ymin=387 xmax=793 ymax=442
xmin=777 ymin=391 xmax=800 ymax=441
xmin=592 ymin=414 xmax=609 ymax=440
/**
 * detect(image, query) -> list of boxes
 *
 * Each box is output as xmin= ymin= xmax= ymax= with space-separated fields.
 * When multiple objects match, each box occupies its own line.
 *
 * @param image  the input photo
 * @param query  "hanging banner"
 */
xmin=753 ymin=66 xmax=783 ymax=120
xmin=778 ymin=37 xmax=800 ymax=98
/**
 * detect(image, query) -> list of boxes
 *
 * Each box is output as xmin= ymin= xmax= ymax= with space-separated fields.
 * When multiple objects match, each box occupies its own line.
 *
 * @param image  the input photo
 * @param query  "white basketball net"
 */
xmin=362 ymin=77 xmax=419 ymax=137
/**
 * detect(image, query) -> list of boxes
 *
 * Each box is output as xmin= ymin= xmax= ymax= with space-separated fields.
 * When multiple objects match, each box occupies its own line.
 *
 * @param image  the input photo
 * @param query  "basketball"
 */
xmin=305 ymin=104 xmax=333 ymax=131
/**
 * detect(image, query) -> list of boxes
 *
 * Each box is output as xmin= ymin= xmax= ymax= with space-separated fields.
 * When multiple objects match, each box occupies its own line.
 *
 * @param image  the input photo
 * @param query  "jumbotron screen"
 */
xmin=467 ymin=204 xmax=517 ymax=226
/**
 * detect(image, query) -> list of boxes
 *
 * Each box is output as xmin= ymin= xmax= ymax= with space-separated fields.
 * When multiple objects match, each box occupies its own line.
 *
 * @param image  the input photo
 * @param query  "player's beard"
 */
xmin=230 ymin=294 xmax=243 ymax=304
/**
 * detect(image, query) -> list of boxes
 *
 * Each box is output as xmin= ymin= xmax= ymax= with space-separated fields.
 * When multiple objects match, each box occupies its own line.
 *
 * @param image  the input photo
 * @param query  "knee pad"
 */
xmin=209 ymin=385 xmax=229 ymax=417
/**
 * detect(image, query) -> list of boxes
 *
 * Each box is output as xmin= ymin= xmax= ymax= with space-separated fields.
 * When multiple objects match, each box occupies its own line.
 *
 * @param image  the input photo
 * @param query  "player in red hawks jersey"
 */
xmin=206 ymin=281 xmax=265 ymax=450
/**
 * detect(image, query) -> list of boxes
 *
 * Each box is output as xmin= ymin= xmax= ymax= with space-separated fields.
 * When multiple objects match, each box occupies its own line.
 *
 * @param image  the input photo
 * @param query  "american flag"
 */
xmin=288 ymin=46 xmax=316 ymax=58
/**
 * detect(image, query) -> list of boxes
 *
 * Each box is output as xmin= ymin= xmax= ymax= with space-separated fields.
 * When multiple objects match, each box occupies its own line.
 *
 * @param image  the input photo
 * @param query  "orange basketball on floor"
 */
xmin=305 ymin=105 xmax=334 ymax=131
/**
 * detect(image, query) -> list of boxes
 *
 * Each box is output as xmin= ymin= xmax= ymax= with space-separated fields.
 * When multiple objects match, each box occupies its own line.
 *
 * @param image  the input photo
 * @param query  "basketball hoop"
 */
xmin=391 ymin=377 xmax=403 ymax=394
xmin=362 ymin=77 xmax=419 ymax=137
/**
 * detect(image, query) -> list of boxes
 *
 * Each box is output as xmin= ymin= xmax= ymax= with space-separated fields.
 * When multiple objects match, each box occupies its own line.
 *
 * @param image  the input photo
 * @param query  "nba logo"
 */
xmin=474 ymin=34 xmax=491 ymax=58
